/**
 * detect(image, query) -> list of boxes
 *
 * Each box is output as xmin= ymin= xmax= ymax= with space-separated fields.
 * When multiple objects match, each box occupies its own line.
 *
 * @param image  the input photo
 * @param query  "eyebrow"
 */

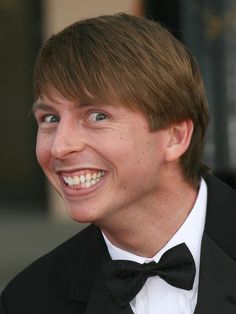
xmin=32 ymin=100 xmax=105 ymax=114
xmin=32 ymin=102 xmax=56 ymax=113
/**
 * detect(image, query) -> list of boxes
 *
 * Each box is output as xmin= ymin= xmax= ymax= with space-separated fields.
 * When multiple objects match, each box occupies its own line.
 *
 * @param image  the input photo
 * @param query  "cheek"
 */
xmin=36 ymin=134 xmax=51 ymax=168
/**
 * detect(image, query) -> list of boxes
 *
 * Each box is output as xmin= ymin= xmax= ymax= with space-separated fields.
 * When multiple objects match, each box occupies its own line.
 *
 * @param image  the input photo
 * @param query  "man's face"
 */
xmin=34 ymin=94 xmax=171 ymax=227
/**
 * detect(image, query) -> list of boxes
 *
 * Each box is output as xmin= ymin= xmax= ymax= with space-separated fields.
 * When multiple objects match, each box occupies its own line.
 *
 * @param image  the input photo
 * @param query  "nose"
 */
xmin=50 ymin=120 xmax=85 ymax=159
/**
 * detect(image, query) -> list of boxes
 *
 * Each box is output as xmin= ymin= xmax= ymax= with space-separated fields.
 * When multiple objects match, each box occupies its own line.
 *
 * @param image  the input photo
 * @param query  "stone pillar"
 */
xmin=182 ymin=0 xmax=236 ymax=177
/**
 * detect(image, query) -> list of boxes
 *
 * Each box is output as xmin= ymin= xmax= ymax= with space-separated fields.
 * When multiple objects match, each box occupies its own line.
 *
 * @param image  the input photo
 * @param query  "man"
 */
xmin=0 ymin=13 xmax=235 ymax=314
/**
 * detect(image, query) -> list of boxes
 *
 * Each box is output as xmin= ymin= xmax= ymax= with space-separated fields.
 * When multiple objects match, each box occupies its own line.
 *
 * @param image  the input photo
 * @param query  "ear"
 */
xmin=165 ymin=120 xmax=194 ymax=162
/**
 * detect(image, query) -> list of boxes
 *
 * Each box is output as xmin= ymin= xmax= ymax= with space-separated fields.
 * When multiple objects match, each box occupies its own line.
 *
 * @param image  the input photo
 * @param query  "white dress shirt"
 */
xmin=103 ymin=179 xmax=207 ymax=314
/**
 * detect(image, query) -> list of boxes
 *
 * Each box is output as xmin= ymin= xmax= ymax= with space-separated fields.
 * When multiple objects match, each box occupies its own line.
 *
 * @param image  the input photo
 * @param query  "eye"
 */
xmin=87 ymin=112 xmax=108 ymax=122
xmin=43 ymin=114 xmax=59 ymax=123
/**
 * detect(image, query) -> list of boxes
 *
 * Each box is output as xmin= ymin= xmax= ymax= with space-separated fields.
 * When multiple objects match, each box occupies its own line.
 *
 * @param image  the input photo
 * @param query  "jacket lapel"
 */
xmin=67 ymin=225 xmax=133 ymax=314
xmin=195 ymin=175 xmax=236 ymax=313
xmin=195 ymin=233 xmax=236 ymax=313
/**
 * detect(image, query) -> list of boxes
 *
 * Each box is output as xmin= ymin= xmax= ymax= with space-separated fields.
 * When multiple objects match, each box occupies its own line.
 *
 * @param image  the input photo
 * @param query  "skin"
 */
xmin=34 ymin=92 xmax=197 ymax=257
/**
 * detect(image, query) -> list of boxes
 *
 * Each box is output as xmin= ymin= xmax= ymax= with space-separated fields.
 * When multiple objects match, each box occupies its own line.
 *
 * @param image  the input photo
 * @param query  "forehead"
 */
xmin=33 ymin=90 xmax=103 ymax=112
xmin=33 ymin=88 xmax=140 ymax=113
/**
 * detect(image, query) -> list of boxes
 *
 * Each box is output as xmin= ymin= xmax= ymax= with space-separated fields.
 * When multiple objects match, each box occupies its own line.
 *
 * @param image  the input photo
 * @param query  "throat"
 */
xmin=101 ymin=223 xmax=175 ymax=258
xmin=100 ymin=193 xmax=198 ymax=257
xmin=99 ymin=180 xmax=198 ymax=257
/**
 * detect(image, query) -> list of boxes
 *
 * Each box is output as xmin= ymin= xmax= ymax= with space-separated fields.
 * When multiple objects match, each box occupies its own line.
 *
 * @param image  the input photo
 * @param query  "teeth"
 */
xmin=74 ymin=176 xmax=80 ymax=184
xmin=85 ymin=173 xmax=92 ymax=181
xmin=80 ymin=175 xmax=86 ymax=183
xmin=63 ymin=170 xmax=105 ymax=188
xmin=92 ymin=173 xmax=97 ymax=179
xmin=68 ymin=177 xmax=74 ymax=186
xmin=85 ymin=181 xmax=91 ymax=188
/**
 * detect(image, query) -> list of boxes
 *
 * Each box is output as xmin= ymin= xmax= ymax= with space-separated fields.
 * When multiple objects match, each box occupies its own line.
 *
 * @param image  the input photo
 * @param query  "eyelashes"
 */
xmin=86 ymin=112 xmax=109 ymax=122
xmin=42 ymin=114 xmax=60 ymax=123
xmin=34 ymin=109 xmax=111 ymax=128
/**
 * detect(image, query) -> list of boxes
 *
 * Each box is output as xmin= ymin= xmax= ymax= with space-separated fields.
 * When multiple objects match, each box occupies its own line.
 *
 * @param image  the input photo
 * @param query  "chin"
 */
xmin=66 ymin=204 xmax=100 ymax=224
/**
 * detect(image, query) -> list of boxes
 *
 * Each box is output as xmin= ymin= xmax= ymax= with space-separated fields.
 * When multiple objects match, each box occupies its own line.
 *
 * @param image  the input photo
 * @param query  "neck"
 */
xmin=100 ymin=176 xmax=199 ymax=258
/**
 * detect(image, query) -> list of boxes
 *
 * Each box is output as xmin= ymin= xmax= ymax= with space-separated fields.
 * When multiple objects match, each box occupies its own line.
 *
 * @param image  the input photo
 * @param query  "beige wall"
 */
xmin=42 ymin=0 xmax=136 ymax=37
xmin=41 ymin=0 xmax=138 ymax=220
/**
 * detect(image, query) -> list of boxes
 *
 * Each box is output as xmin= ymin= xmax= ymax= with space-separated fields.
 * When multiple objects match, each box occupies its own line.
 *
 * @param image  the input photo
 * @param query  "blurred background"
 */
xmin=0 ymin=0 xmax=235 ymax=292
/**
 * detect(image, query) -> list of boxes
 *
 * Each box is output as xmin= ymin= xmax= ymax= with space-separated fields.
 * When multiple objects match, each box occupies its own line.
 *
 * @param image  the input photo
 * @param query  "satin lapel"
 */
xmin=194 ymin=233 xmax=236 ymax=314
xmin=68 ymin=225 xmax=133 ymax=314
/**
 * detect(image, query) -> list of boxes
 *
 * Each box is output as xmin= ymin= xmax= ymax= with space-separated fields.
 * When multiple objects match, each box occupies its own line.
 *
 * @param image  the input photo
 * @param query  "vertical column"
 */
xmin=224 ymin=0 xmax=236 ymax=171
xmin=182 ymin=0 xmax=236 ymax=178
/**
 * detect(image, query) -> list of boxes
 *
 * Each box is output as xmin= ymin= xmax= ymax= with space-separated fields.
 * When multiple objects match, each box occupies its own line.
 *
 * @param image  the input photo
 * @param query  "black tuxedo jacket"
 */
xmin=0 ymin=175 xmax=236 ymax=314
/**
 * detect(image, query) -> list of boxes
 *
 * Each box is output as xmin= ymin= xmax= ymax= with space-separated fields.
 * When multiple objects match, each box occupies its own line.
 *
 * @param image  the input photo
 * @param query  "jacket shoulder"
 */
xmin=0 ymin=224 xmax=98 ymax=314
xmin=204 ymin=174 xmax=236 ymax=260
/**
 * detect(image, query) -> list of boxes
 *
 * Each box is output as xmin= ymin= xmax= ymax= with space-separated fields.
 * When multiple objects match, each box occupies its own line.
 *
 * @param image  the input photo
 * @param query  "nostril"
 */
xmin=50 ymin=145 xmax=79 ymax=159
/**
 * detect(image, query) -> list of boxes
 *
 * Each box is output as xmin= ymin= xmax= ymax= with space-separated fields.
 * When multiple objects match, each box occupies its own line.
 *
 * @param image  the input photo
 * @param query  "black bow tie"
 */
xmin=102 ymin=242 xmax=196 ymax=307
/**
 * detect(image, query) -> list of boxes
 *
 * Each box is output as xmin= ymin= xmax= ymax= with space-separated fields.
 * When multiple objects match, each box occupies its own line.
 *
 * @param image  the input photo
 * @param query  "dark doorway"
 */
xmin=0 ymin=0 xmax=46 ymax=212
xmin=144 ymin=0 xmax=182 ymax=40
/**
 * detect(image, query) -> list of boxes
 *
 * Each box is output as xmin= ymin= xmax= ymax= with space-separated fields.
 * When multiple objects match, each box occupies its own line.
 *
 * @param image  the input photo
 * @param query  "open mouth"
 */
xmin=62 ymin=170 xmax=105 ymax=189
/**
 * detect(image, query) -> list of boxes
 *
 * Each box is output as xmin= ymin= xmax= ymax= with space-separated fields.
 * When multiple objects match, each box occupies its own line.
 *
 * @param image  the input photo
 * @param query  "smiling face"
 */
xmin=34 ymin=93 xmax=172 ymax=227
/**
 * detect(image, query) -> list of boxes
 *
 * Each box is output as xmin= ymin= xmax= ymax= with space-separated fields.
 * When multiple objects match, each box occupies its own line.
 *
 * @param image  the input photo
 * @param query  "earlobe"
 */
xmin=165 ymin=120 xmax=194 ymax=162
